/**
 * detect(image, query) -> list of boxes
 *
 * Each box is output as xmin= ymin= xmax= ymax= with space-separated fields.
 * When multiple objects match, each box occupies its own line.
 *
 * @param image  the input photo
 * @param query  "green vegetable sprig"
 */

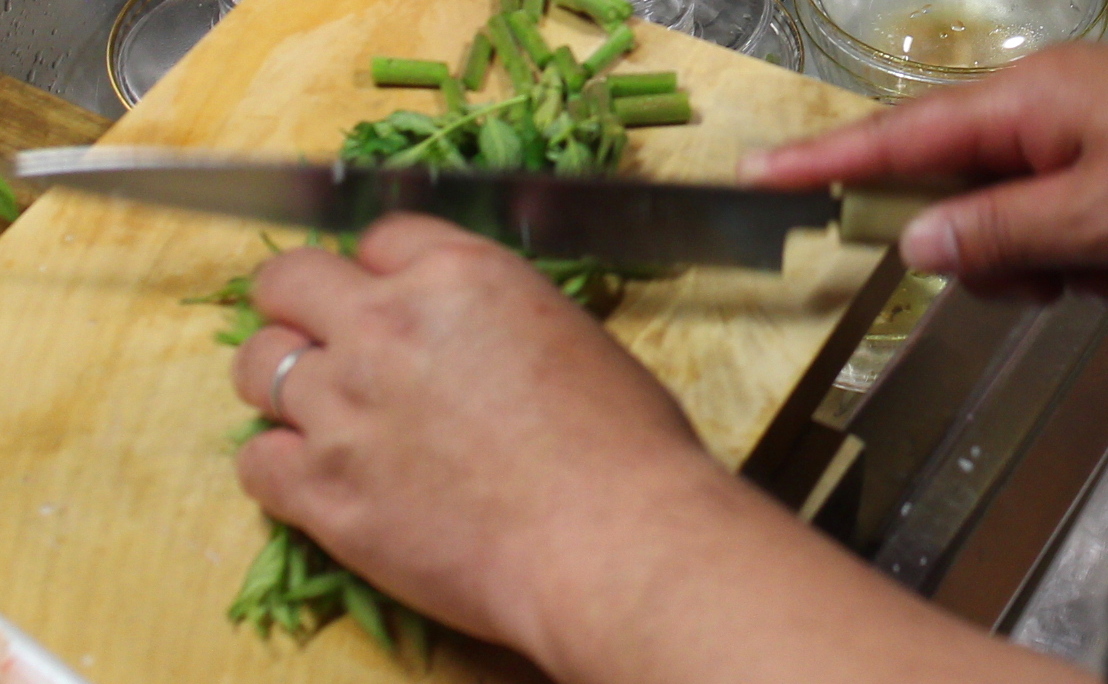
xmin=186 ymin=228 xmax=647 ymax=659
xmin=202 ymin=0 xmax=693 ymax=663
xmin=356 ymin=0 xmax=692 ymax=177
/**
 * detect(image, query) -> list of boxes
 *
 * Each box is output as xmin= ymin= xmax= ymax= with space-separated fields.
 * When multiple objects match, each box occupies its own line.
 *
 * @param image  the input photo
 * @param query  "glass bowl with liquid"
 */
xmin=797 ymin=0 xmax=1108 ymax=102
xmin=108 ymin=0 xmax=223 ymax=108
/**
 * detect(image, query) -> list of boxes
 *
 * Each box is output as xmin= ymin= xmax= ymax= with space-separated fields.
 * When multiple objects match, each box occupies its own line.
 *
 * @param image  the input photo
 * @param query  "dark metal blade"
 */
xmin=16 ymin=147 xmax=841 ymax=270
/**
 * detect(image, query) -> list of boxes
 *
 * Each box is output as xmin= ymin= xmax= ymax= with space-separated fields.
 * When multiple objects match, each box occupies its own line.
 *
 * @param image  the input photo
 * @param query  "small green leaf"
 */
xmin=341 ymin=122 xmax=411 ymax=164
xmin=284 ymin=571 xmax=350 ymax=601
xmin=0 ymin=176 xmax=18 ymax=222
xmin=343 ymin=580 xmax=394 ymax=650
xmin=478 ymin=117 xmax=524 ymax=170
xmin=287 ymin=542 xmax=308 ymax=593
xmin=432 ymin=137 xmax=470 ymax=171
xmin=260 ymin=232 xmax=283 ymax=254
xmin=543 ymin=111 xmax=575 ymax=146
xmin=272 ymin=598 xmax=302 ymax=634
xmin=180 ymin=275 xmax=253 ymax=305
xmin=382 ymin=143 xmax=431 ymax=169
xmin=561 ymin=271 xmax=590 ymax=296
xmin=229 ymin=526 xmax=290 ymax=619
xmin=386 ymin=110 xmax=441 ymax=136
xmin=554 ymin=137 xmax=593 ymax=175
xmin=337 ymin=232 xmax=360 ymax=258
xmin=227 ymin=416 xmax=276 ymax=449
xmin=215 ymin=303 xmax=266 ymax=347
xmin=531 ymin=65 xmax=565 ymax=132
xmin=396 ymin=605 xmax=431 ymax=671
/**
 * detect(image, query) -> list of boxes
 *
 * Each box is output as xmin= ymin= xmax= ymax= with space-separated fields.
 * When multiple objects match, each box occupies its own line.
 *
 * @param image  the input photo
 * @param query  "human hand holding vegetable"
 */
xmin=230 ymin=212 xmax=714 ymax=653
xmin=737 ymin=43 xmax=1108 ymax=299
xmin=231 ymin=213 xmax=1098 ymax=684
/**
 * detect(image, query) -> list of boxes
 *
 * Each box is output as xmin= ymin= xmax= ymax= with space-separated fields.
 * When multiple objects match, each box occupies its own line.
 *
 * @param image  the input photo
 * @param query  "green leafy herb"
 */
xmin=189 ymin=0 xmax=694 ymax=664
xmin=478 ymin=117 xmax=525 ymax=169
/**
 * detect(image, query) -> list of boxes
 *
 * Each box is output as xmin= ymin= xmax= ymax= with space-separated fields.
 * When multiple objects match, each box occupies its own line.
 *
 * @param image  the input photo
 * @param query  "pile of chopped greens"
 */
xmin=191 ymin=0 xmax=695 ymax=663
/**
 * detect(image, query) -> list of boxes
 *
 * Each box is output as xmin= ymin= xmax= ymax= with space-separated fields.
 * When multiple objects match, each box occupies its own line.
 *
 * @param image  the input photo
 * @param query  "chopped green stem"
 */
xmin=523 ymin=0 xmax=546 ymax=21
xmin=507 ymin=10 xmax=554 ymax=69
xmin=440 ymin=76 xmax=468 ymax=115
xmin=384 ymin=94 xmax=529 ymax=167
xmin=607 ymin=71 xmax=677 ymax=97
xmin=500 ymin=0 xmax=522 ymax=12
xmin=612 ymin=91 xmax=691 ymax=126
xmin=371 ymin=57 xmax=449 ymax=87
xmin=551 ymin=45 xmax=587 ymax=93
xmin=553 ymin=0 xmax=633 ymax=27
xmin=460 ymin=31 xmax=494 ymax=91
xmin=582 ymin=23 xmax=635 ymax=76
xmin=487 ymin=14 xmax=535 ymax=94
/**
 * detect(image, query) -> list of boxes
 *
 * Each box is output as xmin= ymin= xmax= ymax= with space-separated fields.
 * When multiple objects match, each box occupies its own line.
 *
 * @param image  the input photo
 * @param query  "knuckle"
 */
xmin=1065 ymin=176 xmax=1108 ymax=258
xmin=423 ymin=241 xmax=508 ymax=282
xmin=953 ymin=194 xmax=1025 ymax=274
xmin=252 ymin=247 xmax=333 ymax=299
xmin=302 ymin=437 xmax=367 ymax=506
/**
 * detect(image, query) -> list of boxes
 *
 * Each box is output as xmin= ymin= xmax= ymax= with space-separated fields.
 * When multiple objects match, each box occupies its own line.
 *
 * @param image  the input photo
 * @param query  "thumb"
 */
xmin=900 ymin=168 xmax=1108 ymax=277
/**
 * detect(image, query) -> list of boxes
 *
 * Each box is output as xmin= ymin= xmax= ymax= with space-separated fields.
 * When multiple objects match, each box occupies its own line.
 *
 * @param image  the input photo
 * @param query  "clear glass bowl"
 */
xmin=797 ymin=0 xmax=1108 ymax=102
xmin=632 ymin=0 xmax=698 ymax=34
xmin=695 ymin=0 xmax=806 ymax=71
xmin=108 ymin=0 xmax=223 ymax=109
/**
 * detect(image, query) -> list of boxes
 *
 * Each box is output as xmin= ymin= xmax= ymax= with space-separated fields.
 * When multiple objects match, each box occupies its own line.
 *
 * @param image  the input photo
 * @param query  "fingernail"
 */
xmin=735 ymin=150 xmax=771 ymax=186
xmin=900 ymin=213 xmax=960 ymax=272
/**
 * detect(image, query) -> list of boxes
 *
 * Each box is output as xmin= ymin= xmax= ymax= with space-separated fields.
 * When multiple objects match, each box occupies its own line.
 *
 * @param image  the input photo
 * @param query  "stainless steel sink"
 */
xmin=0 ymin=0 xmax=223 ymax=119
xmin=1 ymin=0 xmax=130 ymax=118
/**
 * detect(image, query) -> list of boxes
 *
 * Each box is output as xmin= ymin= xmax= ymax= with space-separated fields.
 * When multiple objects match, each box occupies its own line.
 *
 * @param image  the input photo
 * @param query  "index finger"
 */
xmin=735 ymin=47 xmax=1086 ymax=189
xmin=252 ymin=246 xmax=375 ymax=342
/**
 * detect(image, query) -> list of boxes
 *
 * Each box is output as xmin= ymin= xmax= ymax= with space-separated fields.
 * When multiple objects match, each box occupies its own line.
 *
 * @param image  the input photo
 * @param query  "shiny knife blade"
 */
xmin=13 ymin=146 xmax=846 ymax=270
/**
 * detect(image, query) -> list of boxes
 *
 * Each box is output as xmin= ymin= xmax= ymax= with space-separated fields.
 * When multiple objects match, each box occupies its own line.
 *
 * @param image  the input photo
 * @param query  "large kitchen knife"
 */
xmin=12 ymin=146 xmax=951 ymax=271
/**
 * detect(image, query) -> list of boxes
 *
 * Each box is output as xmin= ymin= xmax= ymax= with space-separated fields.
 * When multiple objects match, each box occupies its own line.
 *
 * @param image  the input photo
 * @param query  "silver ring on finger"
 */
xmin=270 ymin=344 xmax=315 ymax=424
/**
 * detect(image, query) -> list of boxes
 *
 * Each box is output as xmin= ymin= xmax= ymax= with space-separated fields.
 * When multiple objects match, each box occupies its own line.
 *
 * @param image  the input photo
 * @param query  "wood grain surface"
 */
xmin=0 ymin=1 xmax=882 ymax=682
xmin=0 ymin=74 xmax=112 ymax=230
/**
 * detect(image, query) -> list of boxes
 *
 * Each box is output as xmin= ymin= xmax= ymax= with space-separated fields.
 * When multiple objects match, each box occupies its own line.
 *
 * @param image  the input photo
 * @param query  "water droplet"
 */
xmin=892 ymin=563 xmax=902 ymax=573
xmin=919 ymin=556 xmax=929 ymax=566
xmin=957 ymin=457 xmax=974 ymax=473
xmin=900 ymin=502 xmax=914 ymax=516
xmin=970 ymin=445 xmax=982 ymax=459
xmin=951 ymin=20 xmax=965 ymax=31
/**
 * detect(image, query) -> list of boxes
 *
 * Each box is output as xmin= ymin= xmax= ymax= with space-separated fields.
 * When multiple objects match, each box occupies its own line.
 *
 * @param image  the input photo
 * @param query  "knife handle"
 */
xmin=837 ymin=181 xmax=965 ymax=245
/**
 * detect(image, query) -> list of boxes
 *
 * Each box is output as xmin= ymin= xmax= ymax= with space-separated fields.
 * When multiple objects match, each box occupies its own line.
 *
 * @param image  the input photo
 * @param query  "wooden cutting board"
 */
xmin=0 ymin=74 xmax=113 ymax=230
xmin=0 ymin=1 xmax=884 ymax=682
